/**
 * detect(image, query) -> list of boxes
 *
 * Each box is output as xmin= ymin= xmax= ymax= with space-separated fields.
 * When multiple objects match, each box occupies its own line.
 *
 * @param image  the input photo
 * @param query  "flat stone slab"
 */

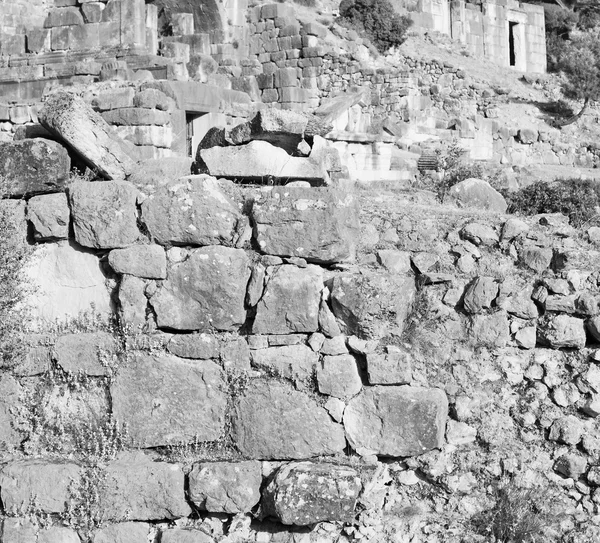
xmin=252 ymin=187 xmax=360 ymax=264
xmin=141 ymin=176 xmax=244 ymax=247
xmin=0 ymin=138 xmax=70 ymax=197
xmin=188 ymin=460 xmax=262 ymax=514
xmin=343 ymin=386 xmax=448 ymax=457
xmin=110 ymin=353 xmax=227 ymax=447
xmin=150 ymin=246 xmax=250 ymax=331
xmin=232 ymin=380 xmax=346 ymax=460
xmin=262 ymin=462 xmax=362 ymax=525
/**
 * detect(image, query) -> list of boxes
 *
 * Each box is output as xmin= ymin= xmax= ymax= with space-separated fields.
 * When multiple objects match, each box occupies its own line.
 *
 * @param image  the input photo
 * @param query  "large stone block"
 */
xmin=232 ymin=380 xmax=346 ymax=460
xmin=27 ymin=193 xmax=70 ymax=240
xmin=44 ymin=7 xmax=85 ymax=27
xmin=262 ymin=462 xmax=362 ymax=525
xmin=108 ymin=245 xmax=167 ymax=279
xmin=53 ymin=331 xmax=117 ymax=376
xmin=343 ymin=386 xmax=448 ymax=457
xmin=101 ymin=108 xmax=171 ymax=126
xmin=253 ymin=265 xmax=323 ymax=335
xmin=330 ymin=272 xmax=416 ymax=340
xmin=188 ymin=461 xmax=262 ymax=513
xmin=252 ymin=187 xmax=360 ymax=264
xmin=0 ymin=460 xmax=80 ymax=514
xmin=111 ymin=353 xmax=226 ymax=447
xmin=92 ymin=522 xmax=150 ymax=543
xmin=150 ymin=246 xmax=250 ymax=331
xmin=317 ymin=354 xmax=362 ymax=399
xmin=69 ymin=181 xmax=141 ymax=249
xmin=141 ymin=176 xmax=244 ymax=247
xmin=0 ymin=138 xmax=70 ymax=198
xmin=100 ymin=452 xmax=191 ymax=520
xmin=92 ymin=88 xmax=135 ymax=111
xmin=251 ymin=344 xmax=318 ymax=384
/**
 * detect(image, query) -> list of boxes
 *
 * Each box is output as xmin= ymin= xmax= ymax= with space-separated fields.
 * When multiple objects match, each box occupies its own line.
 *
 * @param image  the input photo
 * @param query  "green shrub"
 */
xmin=338 ymin=0 xmax=413 ymax=53
xmin=503 ymin=178 xmax=600 ymax=227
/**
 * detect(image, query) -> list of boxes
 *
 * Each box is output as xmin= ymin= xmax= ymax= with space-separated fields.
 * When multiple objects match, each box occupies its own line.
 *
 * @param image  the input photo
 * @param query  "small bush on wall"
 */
xmin=338 ymin=0 xmax=413 ymax=53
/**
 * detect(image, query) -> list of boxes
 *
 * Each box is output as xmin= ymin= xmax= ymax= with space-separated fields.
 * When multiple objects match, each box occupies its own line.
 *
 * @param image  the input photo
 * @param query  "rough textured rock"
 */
xmin=108 ymin=245 xmax=167 ymax=279
xmin=549 ymin=415 xmax=584 ymax=445
xmin=463 ymin=276 xmax=498 ymax=314
xmin=27 ymin=193 xmax=70 ymax=240
xmin=100 ymin=452 xmax=192 ymax=521
xmin=377 ymin=250 xmax=411 ymax=274
xmin=588 ymin=316 xmax=600 ymax=342
xmin=38 ymin=526 xmax=81 ymax=543
xmin=53 ymin=331 xmax=117 ymax=376
xmin=23 ymin=241 xmax=112 ymax=326
xmin=129 ymin=157 xmax=193 ymax=194
xmin=188 ymin=461 xmax=262 ymax=514
xmin=262 ymin=462 xmax=362 ymax=525
xmin=447 ymin=178 xmax=507 ymax=213
xmin=343 ymin=386 xmax=448 ymax=456
xmin=0 ymin=460 xmax=80 ymax=513
xmin=150 ymin=246 xmax=250 ymax=331
xmin=469 ymin=311 xmax=510 ymax=348
xmin=519 ymin=246 xmax=553 ymax=272
xmin=253 ymin=265 xmax=323 ymax=335
xmin=330 ymin=272 xmax=416 ymax=340
xmin=232 ymin=380 xmax=346 ymax=459
xmin=39 ymin=91 xmax=138 ymax=180
xmin=460 ymin=223 xmax=499 ymax=246
xmin=554 ymin=453 xmax=587 ymax=479
xmin=252 ymin=187 xmax=360 ymax=264
xmin=141 ymin=176 xmax=245 ymax=247
xmin=538 ymin=314 xmax=587 ymax=349
xmin=0 ymin=375 xmax=23 ymax=450
xmin=161 ymin=529 xmax=215 ymax=543
xmin=92 ymin=522 xmax=150 ymax=543
xmin=69 ymin=181 xmax=140 ymax=249
xmin=366 ymin=346 xmax=412 ymax=385
xmin=117 ymin=274 xmax=148 ymax=330
xmin=317 ymin=354 xmax=362 ymax=399
xmin=0 ymin=138 xmax=70 ymax=197
xmin=166 ymin=333 xmax=220 ymax=359
xmin=251 ymin=345 xmax=318 ymax=384
xmin=110 ymin=353 xmax=226 ymax=447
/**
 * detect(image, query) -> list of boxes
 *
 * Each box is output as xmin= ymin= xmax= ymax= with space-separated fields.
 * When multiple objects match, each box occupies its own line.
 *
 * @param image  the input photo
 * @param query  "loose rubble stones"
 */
xmin=252 ymin=186 xmax=360 ymax=264
xmin=538 ymin=314 xmax=587 ymax=349
xmin=262 ymin=462 xmax=362 ymax=525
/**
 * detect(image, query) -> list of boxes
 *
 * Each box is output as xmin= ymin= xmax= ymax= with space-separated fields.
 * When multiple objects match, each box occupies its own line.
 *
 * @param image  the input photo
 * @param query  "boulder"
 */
xmin=27 ymin=193 xmax=70 ymax=240
xmin=0 ymin=460 xmax=80 ymax=513
xmin=251 ymin=345 xmax=318 ymax=384
xmin=53 ymin=331 xmax=118 ymax=376
xmin=150 ymin=246 xmax=250 ymax=331
xmin=447 ymin=178 xmax=507 ymax=213
xmin=330 ymin=272 xmax=416 ymax=340
xmin=253 ymin=265 xmax=323 ymax=334
xmin=366 ymin=346 xmax=412 ymax=385
xmin=252 ymin=187 xmax=360 ymax=264
xmin=519 ymin=246 xmax=553 ymax=273
xmin=376 ymin=250 xmax=411 ymax=274
xmin=92 ymin=522 xmax=151 ymax=543
xmin=460 ymin=223 xmax=499 ymax=246
xmin=538 ymin=314 xmax=587 ymax=349
xmin=188 ymin=461 xmax=262 ymax=514
xmin=141 ymin=176 xmax=245 ymax=247
xmin=0 ymin=375 xmax=23 ymax=450
xmin=463 ymin=276 xmax=498 ymax=314
xmin=317 ymin=354 xmax=362 ymax=399
xmin=100 ymin=452 xmax=192 ymax=520
xmin=0 ymin=138 xmax=70 ymax=197
xmin=39 ymin=91 xmax=138 ymax=180
xmin=232 ymin=380 xmax=346 ymax=459
xmin=167 ymin=333 xmax=220 ymax=359
xmin=343 ymin=386 xmax=448 ymax=457
xmin=198 ymin=140 xmax=328 ymax=183
xmin=262 ymin=462 xmax=362 ymax=525
xmin=110 ymin=353 xmax=226 ymax=447
xmin=69 ymin=181 xmax=141 ymax=249
xmin=108 ymin=245 xmax=167 ymax=279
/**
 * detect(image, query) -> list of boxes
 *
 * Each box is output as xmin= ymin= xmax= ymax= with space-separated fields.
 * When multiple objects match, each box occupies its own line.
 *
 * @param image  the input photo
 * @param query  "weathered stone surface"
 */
xmin=0 ymin=138 xmax=70 ymax=197
xmin=129 ymin=157 xmax=193 ymax=194
xmin=38 ymin=526 xmax=81 ymax=543
xmin=503 ymin=287 xmax=539 ymax=319
xmin=167 ymin=333 xmax=219 ymax=359
xmin=549 ymin=415 xmax=584 ymax=445
xmin=253 ymin=265 xmax=322 ymax=334
xmin=161 ymin=529 xmax=214 ymax=543
xmin=366 ymin=346 xmax=412 ymax=385
xmin=343 ymin=386 xmax=448 ymax=457
xmin=221 ymin=337 xmax=251 ymax=370
xmin=519 ymin=246 xmax=553 ymax=272
xmin=447 ymin=178 xmax=507 ymax=213
xmin=0 ymin=460 xmax=80 ymax=513
xmin=469 ymin=311 xmax=510 ymax=348
xmin=247 ymin=263 xmax=266 ymax=307
xmin=92 ymin=522 xmax=150 ymax=543
xmin=53 ymin=331 xmax=117 ymax=376
xmin=199 ymin=140 xmax=327 ymax=182
xmin=101 ymin=108 xmax=171 ymax=126
xmin=463 ymin=276 xmax=498 ymax=314
xmin=23 ymin=241 xmax=112 ymax=326
xmin=330 ymin=272 xmax=416 ymax=340
xmin=538 ymin=314 xmax=587 ymax=349
xmin=252 ymin=187 xmax=360 ymax=264
xmin=588 ymin=316 xmax=600 ymax=342
xmin=319 ymin=298 xmax=342 ymax=337
xmin=141 ymin=176 xmax=244 ymax=247
xmin=69 ymin=181 xmax=140 ymax=249
xmin=251 ymin=345 xmax=318 ymax=383
xmin=1 ymin=518 xmax=38 ymax=543
xmin=110 ymin=353 xmax=226 ymax=447
xmin=262 ymin=462 xmax=362 ymax=525
xmin=108 ymin=245 xmax=167 ymax=279
xmin=554 ymin=453 xmax=587 ymax=479
xmin=232 ymin=380 xmax=346 ymax=459
xmin=376 ymin=250 xmax=411 ymax=274
xmin=0 ymin=375 xmax=23 ymax=450
xmin=39 ymin=92 xmax=138 ymax=180
xmin=317 ymin=354 xmax=362 ymax=399
xmin=27 ymin=192 xmax=70 ymax=240
xmin=100 ymin=452 xmax=192 ymax=520
xmin=460 ymin=223 xmax=499 ymax=246
xmin=118 ymin=274 xmax=147 ymax=330
xmin=188 ymin=461 xmax=262 ymax=514
xmin=150 ymin=246 xmax=250 ymax=331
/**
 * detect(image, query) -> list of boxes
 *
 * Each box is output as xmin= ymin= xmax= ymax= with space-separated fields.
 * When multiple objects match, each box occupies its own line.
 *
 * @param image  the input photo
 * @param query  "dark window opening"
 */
xmin=186 ymin=112 xmax=206 ymax=158
xmin=509 ymin=21 xmax=518 ymax=67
